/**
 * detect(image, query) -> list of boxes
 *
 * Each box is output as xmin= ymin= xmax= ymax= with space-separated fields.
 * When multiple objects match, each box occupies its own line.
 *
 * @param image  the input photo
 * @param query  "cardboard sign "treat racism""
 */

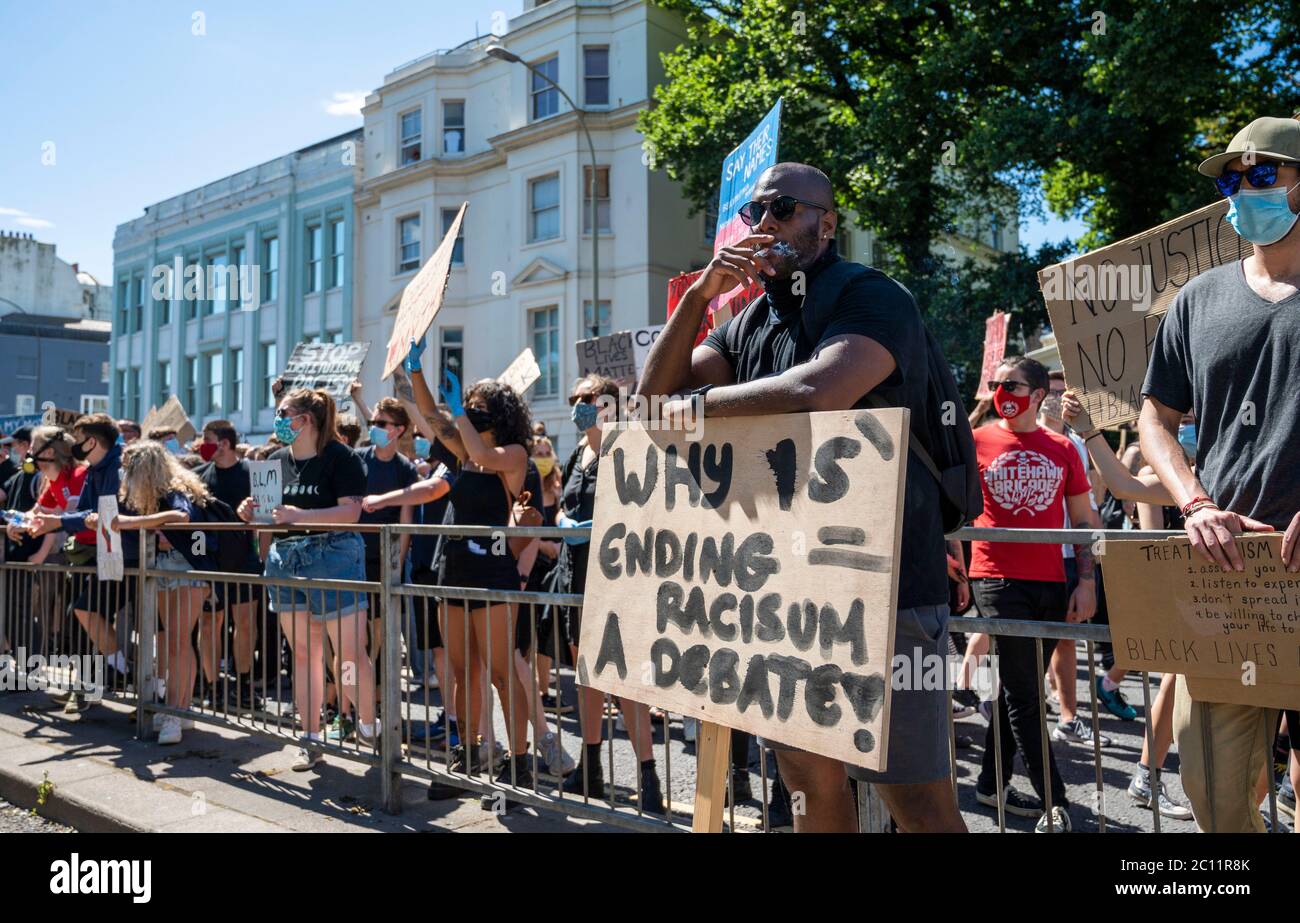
xmin=576 ymin=410 xmax=909 ymax=770
xmin=1038 ymin=200 xmax=1249 ymax=429
xmin=1103 ymin=534 xmax=1300 ymax=708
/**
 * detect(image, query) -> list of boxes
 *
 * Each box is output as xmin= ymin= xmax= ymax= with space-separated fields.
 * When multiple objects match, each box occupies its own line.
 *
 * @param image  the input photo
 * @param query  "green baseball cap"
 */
xmin=1198 ymin=115 xmax=1300 ymax=177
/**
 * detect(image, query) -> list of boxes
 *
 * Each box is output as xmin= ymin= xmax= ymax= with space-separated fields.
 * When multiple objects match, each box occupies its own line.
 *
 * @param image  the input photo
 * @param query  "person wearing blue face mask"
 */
xmin=1140 ymin=114 xmax=1300 ymax=833
xmin=236 ymin=388 xmax=373 ymax=771
xmin=551 ymin=374 xmax=666 ymax=813
xmin=355 ymin=397 xmax=418 ymax=581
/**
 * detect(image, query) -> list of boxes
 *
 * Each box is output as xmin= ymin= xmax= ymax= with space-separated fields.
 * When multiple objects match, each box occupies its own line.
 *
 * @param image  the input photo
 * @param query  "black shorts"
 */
xmin=72 ymin=573 xmax=137 ymax=616
xmin=410 ymin=566 xmax=444 ymax=651
xmin=440 ymin=539 xmax=521 ymax=612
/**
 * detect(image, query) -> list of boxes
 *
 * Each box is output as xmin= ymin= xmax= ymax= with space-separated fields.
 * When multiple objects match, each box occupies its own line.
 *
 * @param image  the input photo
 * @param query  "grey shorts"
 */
xmin=757 ymin=603 xmax=953 ymax=786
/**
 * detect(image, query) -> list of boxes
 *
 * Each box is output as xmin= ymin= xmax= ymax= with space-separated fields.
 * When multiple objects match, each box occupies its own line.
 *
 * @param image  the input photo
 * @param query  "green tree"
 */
xmin=640 ymin=0 xmax=1300 ymax=386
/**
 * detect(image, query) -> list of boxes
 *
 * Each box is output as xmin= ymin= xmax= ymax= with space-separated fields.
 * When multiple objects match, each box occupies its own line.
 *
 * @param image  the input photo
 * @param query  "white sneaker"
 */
xmin=538 ymin=731 xmax=576 ymax=777
xmin=157 ymin=715 xmax=184 ymax=745
xmin=152 ymin=712 xmax=194 ymax=732
xmin=292 ymin=738 xmax=324 ymax=772
xmin=1034 ymin=806 xmax=1072 ymax=832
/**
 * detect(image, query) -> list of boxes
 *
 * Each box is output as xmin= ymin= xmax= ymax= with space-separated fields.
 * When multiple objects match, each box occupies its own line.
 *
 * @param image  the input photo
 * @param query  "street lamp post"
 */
xmin=486 ymin=42 xmax=601 ymax=338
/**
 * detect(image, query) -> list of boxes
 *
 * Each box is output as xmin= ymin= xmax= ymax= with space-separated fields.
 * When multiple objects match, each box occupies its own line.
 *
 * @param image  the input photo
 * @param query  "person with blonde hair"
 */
xmin=111 ymin=439 xmax=222 ymax=745
xmin=237 ymin=387 xmax=371 ymax=772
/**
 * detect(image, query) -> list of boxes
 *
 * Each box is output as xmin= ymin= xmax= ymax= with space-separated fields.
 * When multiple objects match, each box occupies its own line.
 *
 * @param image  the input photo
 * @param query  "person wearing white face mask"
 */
xmin=1140 ymin=114 xmax=1300 ymax=832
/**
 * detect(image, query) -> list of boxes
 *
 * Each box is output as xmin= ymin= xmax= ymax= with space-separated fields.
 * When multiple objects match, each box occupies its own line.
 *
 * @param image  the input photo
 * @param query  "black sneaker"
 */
xmin=976 ymin=785 xmax=1042 ymax=818
xmin=562 ymin=756 xmax=605 ymax=797
xmin=725 ymin=769 xmax=753 ymax=806
xmin=481 ymin=754 xmax=535 ymax=812
xmin=426 ymin=744 xmax=483 ymax=801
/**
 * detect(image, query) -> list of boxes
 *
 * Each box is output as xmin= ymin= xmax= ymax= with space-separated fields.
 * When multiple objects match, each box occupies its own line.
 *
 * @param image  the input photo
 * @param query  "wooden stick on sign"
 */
xmin=692 ymin=720 xmax=732 ymax=833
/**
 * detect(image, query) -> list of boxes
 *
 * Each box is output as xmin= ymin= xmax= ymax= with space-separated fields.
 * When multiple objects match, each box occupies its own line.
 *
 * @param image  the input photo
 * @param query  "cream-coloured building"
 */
xmin=355 ymin=0 xmax=1018 ymax=451
xmin=355 ymin=0 xmax=721 ymax=449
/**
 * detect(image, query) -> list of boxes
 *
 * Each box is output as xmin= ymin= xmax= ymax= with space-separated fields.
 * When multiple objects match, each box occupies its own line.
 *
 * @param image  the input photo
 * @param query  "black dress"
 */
xmin=438 ymin=468 xmax=519 ymax=610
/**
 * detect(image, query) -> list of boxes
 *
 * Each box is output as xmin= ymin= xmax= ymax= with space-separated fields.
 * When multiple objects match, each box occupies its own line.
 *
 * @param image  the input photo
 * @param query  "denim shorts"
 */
xmin=155 ymin=546 xmax=208 ymax=592
xmin=265 ymin=531 xmax=368 ymax=620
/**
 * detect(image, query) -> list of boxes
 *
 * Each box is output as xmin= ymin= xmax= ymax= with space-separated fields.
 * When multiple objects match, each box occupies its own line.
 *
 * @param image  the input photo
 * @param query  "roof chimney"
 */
xmin=71 ymin=263 xmax=79 ymax=273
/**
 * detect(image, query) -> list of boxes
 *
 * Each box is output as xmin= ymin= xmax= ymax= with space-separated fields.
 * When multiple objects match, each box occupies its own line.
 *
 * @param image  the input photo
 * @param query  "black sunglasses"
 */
xmin=367 ymin=419 xmax=399 ymax=428
xmin=568 ymin=393 xmax=595 ymax=406
xmin=1215 ymin=161 xmax=1289 ymax=197
xmin=988 ymin=379 xmax=1031 ymax=394
xmin=738 ymin=194 xmax=828 ymax=227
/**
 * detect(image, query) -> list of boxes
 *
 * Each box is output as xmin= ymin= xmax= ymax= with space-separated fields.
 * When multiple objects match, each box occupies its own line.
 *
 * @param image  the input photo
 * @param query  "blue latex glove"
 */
xmin=404 ymin=335 xmax=426 ymax=374
xmin=438 ymin=368 xmax=464 ymax=417
xmin=560 ymin=517 xmax=593 ymax=545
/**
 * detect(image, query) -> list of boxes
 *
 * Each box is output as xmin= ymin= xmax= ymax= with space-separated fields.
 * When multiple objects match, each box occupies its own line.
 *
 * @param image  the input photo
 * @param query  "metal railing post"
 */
xmin=135 ymin=528 xmax=157 ymax=740
xmin=380 ymin=526 xmax=403 ymax=814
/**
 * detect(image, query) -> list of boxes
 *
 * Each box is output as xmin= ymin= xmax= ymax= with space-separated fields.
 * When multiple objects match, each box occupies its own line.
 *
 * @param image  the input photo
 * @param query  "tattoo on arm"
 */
xmin=1073 ymin=543 xmax=1096 ymax=579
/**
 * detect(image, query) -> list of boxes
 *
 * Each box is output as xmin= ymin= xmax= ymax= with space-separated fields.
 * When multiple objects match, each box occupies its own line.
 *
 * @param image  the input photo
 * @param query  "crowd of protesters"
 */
xmin=3 ymin=113 xmax=1300 ymax=835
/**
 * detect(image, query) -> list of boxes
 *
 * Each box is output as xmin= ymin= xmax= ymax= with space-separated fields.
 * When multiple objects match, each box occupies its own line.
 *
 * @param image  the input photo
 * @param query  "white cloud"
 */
xmin=324 ymin=91 xmax=366 ymax=117
xmin=0 ymin=206 xmax=54 ymax=230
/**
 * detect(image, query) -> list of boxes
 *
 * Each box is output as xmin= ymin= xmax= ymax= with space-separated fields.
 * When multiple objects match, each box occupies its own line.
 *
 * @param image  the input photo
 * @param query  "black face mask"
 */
xmin=465 ymin=407 xmax=495 ymax=433
xmin=71 ymin=438 xmax=93 ymax=462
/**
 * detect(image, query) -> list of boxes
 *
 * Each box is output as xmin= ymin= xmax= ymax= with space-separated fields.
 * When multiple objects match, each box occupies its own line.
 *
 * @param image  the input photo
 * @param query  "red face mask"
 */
xmin=993 ymin=384 xmax=1032 ymax=420
xmin=198 ymin=442 xmax=219 ymax=462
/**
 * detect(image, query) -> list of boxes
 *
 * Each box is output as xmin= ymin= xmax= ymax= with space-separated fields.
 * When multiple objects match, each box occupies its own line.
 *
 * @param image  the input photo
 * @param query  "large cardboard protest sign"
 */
xmin=140 ymin=395 xmax=196 ymax=444
xmin=96 ymin=496 xmax=123 ymax=581
xmin=247 ymin=460 xmax=282 ymax=524
xmin=1103 ymin=535 xmax=1300 ymax=700
xmin=974 ymin=312 xmax=1009 ymax=400
xmin=575 ymin=326 xmax=664 ymax=387
xmin=281 ymin=341 xmax=370 ymax=411
xmin=497 ymin=348 xmax=541 ymax=396
xmin=575 ymin=409 xmax=909 ymax=769
xmin=1038 ymin=200 xmax=1249 ymax=428
xmin=383 ymin=202 xmax=467 ymax=380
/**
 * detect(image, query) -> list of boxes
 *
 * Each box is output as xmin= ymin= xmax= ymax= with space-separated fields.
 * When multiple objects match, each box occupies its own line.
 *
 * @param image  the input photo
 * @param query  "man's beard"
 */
xmin=757 ymin=223 xmax=822 ymax=280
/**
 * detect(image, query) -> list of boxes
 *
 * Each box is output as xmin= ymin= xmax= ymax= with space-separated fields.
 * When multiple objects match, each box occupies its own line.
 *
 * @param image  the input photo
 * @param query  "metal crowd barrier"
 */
xmin=0 ymin=524 xmax=1285 ymax=833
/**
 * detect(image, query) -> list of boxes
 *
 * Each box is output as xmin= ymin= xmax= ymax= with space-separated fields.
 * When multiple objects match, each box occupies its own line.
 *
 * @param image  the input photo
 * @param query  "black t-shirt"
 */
xmin=197 ymin=459 xmax=252 ymax=510
xmin=0 ymin=456 xmax=17 ymax=490
xmin=1143 ymin=261 xmax=1300 ymax=529
xmin=702 ymin=250 xmax=948 ymax=610
xmin=356 ymin=445 xmax=420 ymax=561
xmin=271 ymin=441 xmax=367 ymax=535
xmin=3 ymin=468 xmax=41 ymax=560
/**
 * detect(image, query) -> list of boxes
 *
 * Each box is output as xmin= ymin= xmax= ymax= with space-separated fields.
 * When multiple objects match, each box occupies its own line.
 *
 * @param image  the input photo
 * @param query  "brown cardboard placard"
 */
xmin=497 ymin=348 xmax=541 ymax=396
xmin=140 ymin=395 xmax=196 ymax=444
xmin=574 ymin=409 xmax=909 ymax=770
xmin=383 ymin=202 xmax=467 ymax=380
xmin=1038 ymin=200 xmax=1249 ymax=429
xmin=1102 ymin=534 xmax=1300 ymax=697
xmin=40 ymin=405 xmax=82 ymax=430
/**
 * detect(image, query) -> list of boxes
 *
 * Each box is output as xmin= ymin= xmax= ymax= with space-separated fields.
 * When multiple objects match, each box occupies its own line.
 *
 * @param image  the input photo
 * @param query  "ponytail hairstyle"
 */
xmin=283 ymin=387 xmax=338 ymax=453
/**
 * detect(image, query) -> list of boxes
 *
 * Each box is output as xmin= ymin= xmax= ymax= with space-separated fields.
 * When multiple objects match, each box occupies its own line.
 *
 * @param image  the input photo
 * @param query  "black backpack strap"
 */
xmin=861 ymin=392 xmax=943 ymax=487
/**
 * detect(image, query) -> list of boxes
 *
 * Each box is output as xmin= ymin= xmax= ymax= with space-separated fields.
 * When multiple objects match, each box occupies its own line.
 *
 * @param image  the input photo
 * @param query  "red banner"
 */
xmin=666 ymin=271 xmax=764 ymax=346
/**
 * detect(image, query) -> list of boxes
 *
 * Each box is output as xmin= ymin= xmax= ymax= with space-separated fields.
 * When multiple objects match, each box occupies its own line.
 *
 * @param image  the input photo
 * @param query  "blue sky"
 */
xmin=0 ymin=0 xmax=1081 ymax=283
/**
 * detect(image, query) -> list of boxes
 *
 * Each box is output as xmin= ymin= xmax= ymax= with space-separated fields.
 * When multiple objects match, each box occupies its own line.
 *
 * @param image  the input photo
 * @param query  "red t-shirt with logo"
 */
xmin=38 ymin=465 xmax=95 ymax=546
xmin=968 ymin=423 xmax=1091 ymax=583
